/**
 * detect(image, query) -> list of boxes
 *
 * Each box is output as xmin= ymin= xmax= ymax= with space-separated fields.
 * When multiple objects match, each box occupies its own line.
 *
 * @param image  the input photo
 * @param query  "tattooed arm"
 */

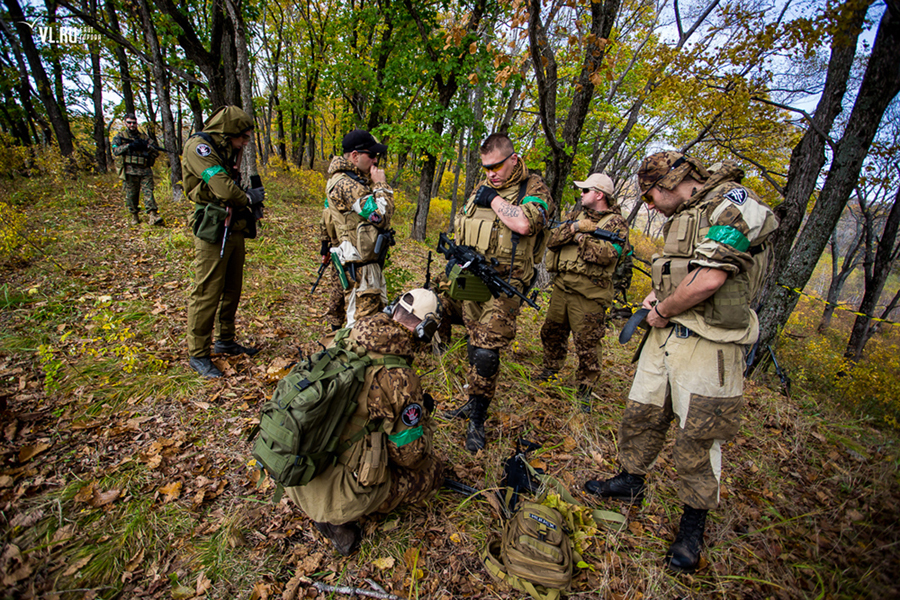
xmin=490 ymin=196 xmax=532 ymax=235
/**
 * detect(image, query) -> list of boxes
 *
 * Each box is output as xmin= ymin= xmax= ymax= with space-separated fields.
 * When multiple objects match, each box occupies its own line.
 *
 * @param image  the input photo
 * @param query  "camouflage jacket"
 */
xmin=287 ymin=313 xmax=435 ymax=524
xmin=546 ymin=206 xmax=630 ymax=302
xmin=112 ymin=128 xmax=158 ymax=178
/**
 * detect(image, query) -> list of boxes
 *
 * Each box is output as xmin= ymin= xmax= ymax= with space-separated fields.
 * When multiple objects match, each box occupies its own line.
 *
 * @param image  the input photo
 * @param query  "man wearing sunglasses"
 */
xmin=538 ymin=172 xmax=629 ymax=413
xmin=584 ymin=152 xmax=778 ymax=573
xmin=448 ymin=133 xmax=554 ymax=453
xmin=111 ymin=113 xmax=163 ymax=226
xmin=322 ymin=129 xmax=394 ymax=327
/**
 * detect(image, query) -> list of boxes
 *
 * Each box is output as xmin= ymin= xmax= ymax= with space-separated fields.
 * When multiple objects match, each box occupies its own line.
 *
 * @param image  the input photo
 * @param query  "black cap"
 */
xmin=124 ymin=113 xmax=137 ymax=121
xmin=342 ymin=129 xmax=387 ymax=155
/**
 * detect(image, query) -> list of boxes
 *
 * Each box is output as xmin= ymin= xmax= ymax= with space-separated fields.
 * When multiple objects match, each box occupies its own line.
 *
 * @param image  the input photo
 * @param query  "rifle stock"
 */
xmin=310 ymin=261 xmax=328 ymax=293
xmin=219 ymin=206 xmax=233 ymax=259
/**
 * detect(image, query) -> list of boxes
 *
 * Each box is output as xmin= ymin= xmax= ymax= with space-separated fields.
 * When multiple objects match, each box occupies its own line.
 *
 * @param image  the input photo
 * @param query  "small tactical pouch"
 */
xmin=356 ymin=221 xmax=380 ymax=261
xmin=356 ymin=430 xmax=388 ymax=487
xmin=448 ymin=263 xmax=492 ymax=303
xmin=192 ymin=202 xmax=229 ymax=244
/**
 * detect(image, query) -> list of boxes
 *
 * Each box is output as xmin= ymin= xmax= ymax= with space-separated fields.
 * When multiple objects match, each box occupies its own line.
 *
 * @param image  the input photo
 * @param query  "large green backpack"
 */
xmin=250 ymin=329 xmax=408 ymax=498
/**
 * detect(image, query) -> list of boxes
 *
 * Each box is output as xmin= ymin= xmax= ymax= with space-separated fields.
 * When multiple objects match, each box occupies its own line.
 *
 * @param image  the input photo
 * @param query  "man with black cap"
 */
xmin=182 ymin=106 xmax=264 ymax=378
xmin=584 ymin=152 xmax=778 ymax=573
xmin=321 ymin=129 xmax=394 ymax=327
xmin=111 ymin=113 xmax=162 ymax=226
xmin=537 ymin=172 xmax=629 ymax=412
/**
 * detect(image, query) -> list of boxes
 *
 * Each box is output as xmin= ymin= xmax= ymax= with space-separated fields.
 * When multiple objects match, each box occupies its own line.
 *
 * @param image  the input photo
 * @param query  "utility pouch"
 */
xmin=448 ymin=263 xmax=492 ymax=303
xmin=192 ymin=202 xmax=229 ymax=244
xmin=356 ymin=430 xmax=388 ymax=487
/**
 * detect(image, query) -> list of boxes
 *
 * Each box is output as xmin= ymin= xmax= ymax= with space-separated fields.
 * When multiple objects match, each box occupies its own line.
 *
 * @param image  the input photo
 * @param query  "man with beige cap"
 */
xmin=537 ymin=172 xmax=629 ymax=411
xmin=584 ymin=152 xmax=778 ymax=573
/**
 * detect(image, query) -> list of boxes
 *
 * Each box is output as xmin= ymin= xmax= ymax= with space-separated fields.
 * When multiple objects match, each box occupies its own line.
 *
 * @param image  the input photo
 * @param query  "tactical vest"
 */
xmin=325 ymin=172 xmax=380 ymax=263
xmin=545 ymin=212 xmax=620 ymax=304
xmin=457 ymin=179 xmax=541 ymax=283
xmin=651 ymin=187 xmax=769 ymax=329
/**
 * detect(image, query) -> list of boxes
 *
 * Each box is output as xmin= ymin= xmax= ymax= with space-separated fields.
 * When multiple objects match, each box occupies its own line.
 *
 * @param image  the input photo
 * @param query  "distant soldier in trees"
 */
xmin=537 ymin=172 xmax=630 ymax=412
xmin=584 ymin=153 xmax=778 ymax=573
xmin=182 ymin=106 xmax=265 ymax=378
xmin=323 ymin=129 xmax=395 ymax=327
xmin=443 ymin=133 xmax=555 ymax=453
xmin=111 ymin=114 xmax=162 ymax=226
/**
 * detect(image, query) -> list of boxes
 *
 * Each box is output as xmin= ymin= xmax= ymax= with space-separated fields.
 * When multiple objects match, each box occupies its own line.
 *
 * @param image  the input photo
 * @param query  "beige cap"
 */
xmin=397 ymin=289 xmax=442 ymax=322
xmin=573 ymin=173 xmax=615 ymax=196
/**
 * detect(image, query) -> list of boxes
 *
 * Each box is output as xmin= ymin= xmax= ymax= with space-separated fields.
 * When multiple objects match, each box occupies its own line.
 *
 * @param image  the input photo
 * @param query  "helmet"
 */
xmin=637 ymin=151 xmax=709 ymax=198
xmin=385 ymin=289 xmax=444 ymax=342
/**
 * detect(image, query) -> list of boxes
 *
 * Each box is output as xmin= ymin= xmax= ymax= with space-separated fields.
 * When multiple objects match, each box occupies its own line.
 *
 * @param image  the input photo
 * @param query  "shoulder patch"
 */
xmin=401 ymin=403 xmax=423 ymax=427
xmin=195 ymin=143 xmax=212 ymax=157
xmin=723 ymin=188 xmax=747 ymax=205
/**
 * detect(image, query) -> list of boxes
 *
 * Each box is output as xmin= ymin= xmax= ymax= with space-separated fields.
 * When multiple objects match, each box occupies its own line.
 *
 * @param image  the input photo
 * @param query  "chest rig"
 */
xmin=325 ymin=171 xmax=381 ymax=263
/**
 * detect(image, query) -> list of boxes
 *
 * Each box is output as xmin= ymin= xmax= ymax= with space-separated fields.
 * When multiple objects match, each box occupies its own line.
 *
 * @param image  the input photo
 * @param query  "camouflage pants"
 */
xmin=433 ymin=275 xmax=464 ymax=347
xmin=325 ymin=265 xmax=346 ymax=330
xmin=344 ymin=263 xmax=388 ymax=327
xmin=123 ymin=173 xmax=157 ymax=214
xmin=540 ymin=284 xmax=608 ymax=386
xmin=186 ymin=233 xmax=245 ymax=357
xmin=374 ymin=455 xmax=444 ymax=514
xmin=462 ymin=295 xmax=521 ymax=399
xmin=619 ymin=326 xmax=745 ymax=509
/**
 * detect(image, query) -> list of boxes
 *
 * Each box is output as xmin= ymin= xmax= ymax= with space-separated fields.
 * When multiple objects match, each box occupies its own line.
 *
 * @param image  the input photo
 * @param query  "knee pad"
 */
xmin=471 ymin=347 xmax=500 ymax=379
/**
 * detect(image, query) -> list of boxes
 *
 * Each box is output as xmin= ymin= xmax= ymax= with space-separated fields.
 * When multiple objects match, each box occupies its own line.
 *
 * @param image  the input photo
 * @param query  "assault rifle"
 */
xmin=310 ymin=240 xmax=330 ymax=293
xmin=551 ymin=219 xmax=627 ymax=246
xmin=436 ymin=232 xmax=539 ymax=310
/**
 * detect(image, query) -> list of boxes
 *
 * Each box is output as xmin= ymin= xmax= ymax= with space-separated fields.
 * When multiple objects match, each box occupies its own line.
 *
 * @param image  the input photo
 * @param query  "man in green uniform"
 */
xmin=584 ymin=152 xmax=778 ymax=573
xmin=323 ymin=129 xmax=394 ymax=327
xmin=285 ymin=288 xmax=444 ymax=555
xmin=183 ymin=106 xmax=265 ymax=378
xmin=111 ymin=113 xmax=162 ymax=226
xmin=538 ymin=173 xmax=630 ymax=412
xmin=445 ymin=133 xmax=555 ymax=453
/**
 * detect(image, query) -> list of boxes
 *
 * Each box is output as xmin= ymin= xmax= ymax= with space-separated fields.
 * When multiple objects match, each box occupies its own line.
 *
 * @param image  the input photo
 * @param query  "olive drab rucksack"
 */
xmin=249 ymin=328 xmax=408 ymax=501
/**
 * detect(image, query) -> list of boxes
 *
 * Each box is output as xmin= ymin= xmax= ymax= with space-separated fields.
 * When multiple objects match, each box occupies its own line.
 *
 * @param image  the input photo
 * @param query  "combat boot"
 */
xmin=313 ymin=521 xmax=361 ymax=556
xmin=584 ymin=470 xmax=646 ymax=504
xmin=148 ymin=210 xmax=164 ymax=226
xmin=129 ymin=213 xmax=141 ymax=226
xmin=213 ymin=339 xmax=260 ymax=356
xmin=465 ymin=395 xmax=490 ymax=453
xmin=442 ymin=397 xmax=476 ymax=420
xmin=577 ymin=384 xmax=593 ymax=413
xmin=535 ymin=368 xmax=559 ymax=383
xmin=665 ymin=506 xmax=708 ymax=573
xmin=189 ymin=356 xmax=222 ymax=379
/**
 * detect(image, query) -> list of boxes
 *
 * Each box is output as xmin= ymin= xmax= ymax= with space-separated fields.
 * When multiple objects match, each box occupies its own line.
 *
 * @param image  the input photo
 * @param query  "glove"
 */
xmin=246 ymin=187 xmax=265 ymax=206
xmin=422 ymin=392 xmax=435 ymax=414
xmin=473 ymin=185 xmax=499 ymax=208
xmin=132 ymin=138 xmax=149 ymax=151
xmin=575 ymin=219 xmax=597 ymax=233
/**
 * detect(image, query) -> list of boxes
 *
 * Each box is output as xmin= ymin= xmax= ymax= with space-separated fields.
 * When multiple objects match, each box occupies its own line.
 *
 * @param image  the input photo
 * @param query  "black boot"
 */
xmin=584 ymin=470 xmax=646 ymax=504
xmin=535 ymin=368 xmax=559 ymax=383
xmin=666 ymin=506 xmax=708 ymax=573
xmin=313 ymin=521 xmax=361 ymax=556
xmin=213 ymin=339 xmax=260 ymax=356
xmin=465 ymin=395 xmax=490 ymax=453
xmin=442 ymin=397 xmax=476 ymax=420
xmin=577 ymin=384 xmax=593 ymax=413
xmin=188 ymin=356 xmax=223 ymax=379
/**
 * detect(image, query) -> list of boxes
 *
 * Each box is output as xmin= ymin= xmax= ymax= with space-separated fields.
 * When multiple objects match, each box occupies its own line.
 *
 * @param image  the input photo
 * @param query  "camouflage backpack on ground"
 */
xmin=249 ymin=328 xmax=408 ymax=500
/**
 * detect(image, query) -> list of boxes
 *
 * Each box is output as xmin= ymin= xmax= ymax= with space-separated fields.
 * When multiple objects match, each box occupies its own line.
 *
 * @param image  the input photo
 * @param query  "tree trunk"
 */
xmin=846 ymin=184 xmax=900 ymax=360
xmin=105 ymin=0 xmax=135 ymax=115
xmin=224 ymin=0 xmax=258 ymax=179
xmin=0 ymin=18 xmax=52 ymax=145
xmin=3 ymin=0 xmax=75 ymax=158
xmin=448 ymin=127 xmax=465 ymax=234
xmin=90 ymin=43 xmax=107 ymax=173
xmin=755 ymin=7 xmax=900 ymax=358
xmin=464 ymin=85 xmax=485 ymax=201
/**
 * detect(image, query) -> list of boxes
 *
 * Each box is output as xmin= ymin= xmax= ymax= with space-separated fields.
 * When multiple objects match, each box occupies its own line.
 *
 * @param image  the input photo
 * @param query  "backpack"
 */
xmin=483 ymin=502 xmax=575 ymax=600
xmin=249 ymin=329 xmax=409 ymax=500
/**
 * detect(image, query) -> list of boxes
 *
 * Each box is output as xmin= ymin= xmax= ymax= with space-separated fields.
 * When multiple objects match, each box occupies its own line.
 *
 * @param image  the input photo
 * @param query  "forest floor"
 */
xmin=1 ymin=167 xmax=898 ymax=600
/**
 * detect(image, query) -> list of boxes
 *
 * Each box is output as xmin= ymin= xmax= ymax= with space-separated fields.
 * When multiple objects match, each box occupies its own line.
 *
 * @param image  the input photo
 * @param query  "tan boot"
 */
xmin=130 ymin=213 xmax=141 ymax=226
xmin=148 ymin=210 xmax=164 ymax=226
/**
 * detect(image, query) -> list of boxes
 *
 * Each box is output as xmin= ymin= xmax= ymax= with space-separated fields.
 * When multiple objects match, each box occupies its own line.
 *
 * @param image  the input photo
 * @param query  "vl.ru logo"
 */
xmin=23 ymin=20 xmax=102 ymax=44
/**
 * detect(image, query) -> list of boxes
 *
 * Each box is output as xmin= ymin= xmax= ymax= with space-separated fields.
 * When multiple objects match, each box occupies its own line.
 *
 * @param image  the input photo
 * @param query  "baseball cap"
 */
xmin=573 ymin=173 xmax=615 ymax=196
xmin=397 ymin=289 xmax=442 ymax=323
xmin=342 ymin=129 xmax=388 ymax=155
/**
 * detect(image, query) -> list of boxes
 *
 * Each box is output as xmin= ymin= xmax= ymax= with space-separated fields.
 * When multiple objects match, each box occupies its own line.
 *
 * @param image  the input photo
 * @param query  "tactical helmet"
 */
xmin=637 ymin=152 xmax=709 ymax=198
xmin=386 ymin=288 xmax=444 ymax=342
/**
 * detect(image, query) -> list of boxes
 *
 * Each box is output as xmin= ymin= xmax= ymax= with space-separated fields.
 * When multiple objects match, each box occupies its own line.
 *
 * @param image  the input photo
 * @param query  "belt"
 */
xmin=673 ymin=323 xmax=693 ymax=338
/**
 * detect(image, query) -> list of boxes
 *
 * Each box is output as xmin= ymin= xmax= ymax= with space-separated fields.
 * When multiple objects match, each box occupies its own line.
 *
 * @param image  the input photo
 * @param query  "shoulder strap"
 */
xmin=522 ymin=461 xmax=627 ymax=532
xmin=517 ymin=180 xmax=529 ymax=203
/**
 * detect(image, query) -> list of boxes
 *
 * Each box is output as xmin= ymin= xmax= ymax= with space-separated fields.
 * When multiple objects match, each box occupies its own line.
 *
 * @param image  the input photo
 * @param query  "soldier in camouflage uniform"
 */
xmin=183 ymin=106 xmax=265 ymax=378
xmin=538 ymin=173 xmax=630 ymax=412
xmin=319 ymin=208 xmax=345 ymax=331
xmin=111 ymin=113 xmax=163 ymax=226
xmin=285 ymin=289 xmax=444 ymax=556
xmin=444 ymin=133 xmax=555 ymax=453
xmin=585 ymin=152 xmax=778 ymax=573
xmin=323 ymin=129 xmax=395 ymax=327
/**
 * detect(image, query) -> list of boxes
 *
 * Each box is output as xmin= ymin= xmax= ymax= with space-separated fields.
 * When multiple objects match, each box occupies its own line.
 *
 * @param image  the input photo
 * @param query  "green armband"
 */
xmin=201 ymin=165 xmax=226 ymax=184
xmin=522 ymin=196 xmax=549 ymax=213
xmin=358 ymin=195 xmax=378 ymax=219
xmin=388 ymin=426 xmax=423 ymax=448
xmin=706 ymin=225 xmax=750 ymax=252
xmin=612 ymin=243 xmax=623 ymax=256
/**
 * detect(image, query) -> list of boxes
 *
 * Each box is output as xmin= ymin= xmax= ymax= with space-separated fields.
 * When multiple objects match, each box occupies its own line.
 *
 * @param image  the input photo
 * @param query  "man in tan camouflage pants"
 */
xmin=585 ymin=152 xmax=778 ymax=573
xmin=538 ymin=172 xmax=629 ymax=412
xmin=445 ymin=133 xmax=555 ymax=453
xmin=286 ymin=289 xmax=444 ymax=555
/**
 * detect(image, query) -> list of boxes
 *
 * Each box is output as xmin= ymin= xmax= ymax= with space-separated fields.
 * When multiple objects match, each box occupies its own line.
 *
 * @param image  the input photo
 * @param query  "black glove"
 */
xmin=246 ymin=187 xmax=265 ymax=206
xmin=133 ymin=138 xmax=149 ymax=151
xmin=473 ymin=185 xmax=499 ymax=208
xmin=422 ymin=392 xmax=435 ymax=414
